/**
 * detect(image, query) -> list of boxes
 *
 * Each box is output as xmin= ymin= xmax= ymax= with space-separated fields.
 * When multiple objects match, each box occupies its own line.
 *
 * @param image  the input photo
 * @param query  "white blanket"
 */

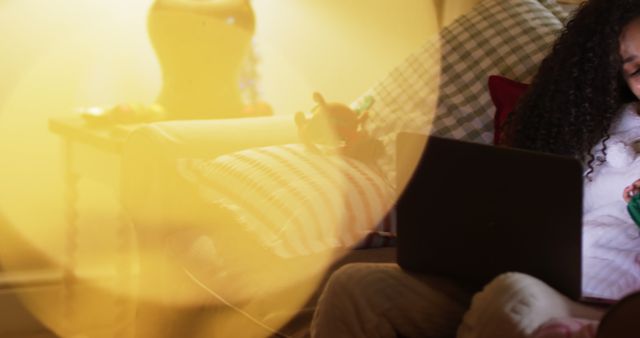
xmin=582 ymin=210 xmax=640 ymax=300
xmin=582 ymin=103 xmax=640 ymax=300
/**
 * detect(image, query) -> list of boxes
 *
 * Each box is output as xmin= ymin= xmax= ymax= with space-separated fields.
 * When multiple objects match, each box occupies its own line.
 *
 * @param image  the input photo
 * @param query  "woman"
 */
xmin=504 ymin=0 xmax=640 ymax=164
xmin=311 ymin=0 xmax=640 ymax=337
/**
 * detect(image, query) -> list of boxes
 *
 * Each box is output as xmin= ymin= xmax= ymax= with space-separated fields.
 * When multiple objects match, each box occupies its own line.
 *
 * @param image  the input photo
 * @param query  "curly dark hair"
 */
xmin=504 ymin=0 xmax=640 ymax=168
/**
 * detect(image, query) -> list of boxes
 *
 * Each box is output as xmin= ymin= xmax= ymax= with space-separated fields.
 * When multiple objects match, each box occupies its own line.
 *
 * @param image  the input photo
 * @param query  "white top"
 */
xmin=584 ymin=102 xmax=640 ymax=216
xmin=581 ymin=102 xmax=640 ymax=300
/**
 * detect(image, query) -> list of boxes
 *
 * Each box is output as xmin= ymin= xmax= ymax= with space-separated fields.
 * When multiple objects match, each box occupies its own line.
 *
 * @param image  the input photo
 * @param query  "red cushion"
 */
xmin=488 ymin=75 xmax=529 ymax=144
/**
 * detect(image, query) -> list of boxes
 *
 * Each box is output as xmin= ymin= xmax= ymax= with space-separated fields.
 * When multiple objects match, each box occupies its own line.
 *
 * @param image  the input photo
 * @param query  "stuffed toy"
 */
xmin=294 ymin=92 xmax=383 ymax=164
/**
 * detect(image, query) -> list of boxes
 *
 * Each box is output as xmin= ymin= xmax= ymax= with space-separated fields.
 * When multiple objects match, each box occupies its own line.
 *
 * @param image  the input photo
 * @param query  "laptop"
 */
xmin=395 ymin=133 xmax=612 ymax=304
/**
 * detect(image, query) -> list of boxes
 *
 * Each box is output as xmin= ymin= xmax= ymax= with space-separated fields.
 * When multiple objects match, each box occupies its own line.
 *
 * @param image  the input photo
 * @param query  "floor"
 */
xmin=0 ymin=277 xmax=136 ymax=338
xmin=0 ymin=283 xmax=59 ymax=338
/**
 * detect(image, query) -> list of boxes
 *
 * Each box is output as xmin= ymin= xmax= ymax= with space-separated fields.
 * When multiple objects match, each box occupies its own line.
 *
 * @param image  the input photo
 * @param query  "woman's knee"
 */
xmin=319 ymin=263 xmax=396 ymax=303
xmin=459 ymin=272 xmax=598 ymax=338
xmin=476 ymin=272 xmax=564 ymax=317
xmin=484 ymin=272 xmax=537 ymax=297
xmin=323 ymin=263 xmax=377 ymax=292
xmin=482 ymin=272 xmax=599 ymax=314
xmin=458 ymin=273 xmax=561 ymax=338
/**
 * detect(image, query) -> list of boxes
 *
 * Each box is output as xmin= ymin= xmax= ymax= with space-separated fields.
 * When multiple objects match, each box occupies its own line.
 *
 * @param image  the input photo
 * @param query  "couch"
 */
xmin=120 ymin=0 xmax=575 ymax=337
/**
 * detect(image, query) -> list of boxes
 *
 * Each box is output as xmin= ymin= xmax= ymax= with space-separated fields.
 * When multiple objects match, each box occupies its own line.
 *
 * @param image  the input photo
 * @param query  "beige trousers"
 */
xmin=311 ymin=263 xmax=605 ymax=338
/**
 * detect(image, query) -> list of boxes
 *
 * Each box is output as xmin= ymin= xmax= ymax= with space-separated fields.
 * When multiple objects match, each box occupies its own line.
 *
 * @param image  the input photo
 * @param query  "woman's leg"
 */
xmin=311 ymin=263 xmax=471 ymax=338
xmin=457 ymin=272 xmax=606 ymax=338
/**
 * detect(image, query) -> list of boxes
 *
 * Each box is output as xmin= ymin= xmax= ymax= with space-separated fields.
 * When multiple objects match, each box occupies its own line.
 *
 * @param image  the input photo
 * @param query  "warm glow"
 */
xmin=0 ymin=0 xmax=439 ymax=337
xmin=252 ymin=0 xmax=438 ymax=113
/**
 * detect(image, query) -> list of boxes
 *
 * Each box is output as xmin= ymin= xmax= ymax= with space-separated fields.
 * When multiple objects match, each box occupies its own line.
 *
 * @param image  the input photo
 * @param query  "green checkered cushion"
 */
xmin=354 ymin=0 xmax=564 ymax=186
xmin=538 ymin=0 xmax=571 ymax=23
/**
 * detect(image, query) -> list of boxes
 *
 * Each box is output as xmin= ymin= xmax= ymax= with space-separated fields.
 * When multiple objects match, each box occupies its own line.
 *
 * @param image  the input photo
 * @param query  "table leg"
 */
xmin=61 ymin=140 xmax=79 ymax=337
xmin=113 ymin=209 xmax=136 ymax=338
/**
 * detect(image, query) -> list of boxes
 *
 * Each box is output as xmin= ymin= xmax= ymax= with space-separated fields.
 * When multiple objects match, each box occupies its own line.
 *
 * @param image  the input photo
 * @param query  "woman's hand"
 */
xmin=622 ymin=178 xmax=640 ymax=202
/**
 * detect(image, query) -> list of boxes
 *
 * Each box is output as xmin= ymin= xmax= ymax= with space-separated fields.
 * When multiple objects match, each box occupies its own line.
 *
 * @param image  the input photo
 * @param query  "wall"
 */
xmin=252 ymin=0 xmax=439 ymax=113
xmin=438 ymin=0 xmax=482 ymax=27
xmin=0 ymin=0 xmax=441 ymax=117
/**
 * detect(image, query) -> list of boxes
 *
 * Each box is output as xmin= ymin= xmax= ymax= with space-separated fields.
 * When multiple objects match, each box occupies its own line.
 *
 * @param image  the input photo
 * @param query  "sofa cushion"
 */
xmin=488 ymin=75 xmax=529 ymax=145
xmin=354 ymin=0 xmax=564 ymax=186
xmin=538 ymin=0 xmax=572 ymax=23
xmin=177 ymin=144 xmax=396 ymax=258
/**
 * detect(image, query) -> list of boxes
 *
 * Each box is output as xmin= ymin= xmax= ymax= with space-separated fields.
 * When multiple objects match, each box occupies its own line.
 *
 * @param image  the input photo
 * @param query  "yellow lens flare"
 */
xmin=0 ymin=1 xmax=440 ymax=337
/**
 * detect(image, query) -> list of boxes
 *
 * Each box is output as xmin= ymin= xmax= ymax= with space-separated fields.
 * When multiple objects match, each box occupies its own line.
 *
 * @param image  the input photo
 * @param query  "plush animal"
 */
xmin=294 ymin=92 xmax=383 ymax=163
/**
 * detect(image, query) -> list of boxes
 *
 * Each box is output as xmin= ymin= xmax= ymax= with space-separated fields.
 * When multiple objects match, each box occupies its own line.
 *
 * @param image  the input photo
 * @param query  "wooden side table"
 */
xmin=48 ymin=118 xmax=140 ymax=338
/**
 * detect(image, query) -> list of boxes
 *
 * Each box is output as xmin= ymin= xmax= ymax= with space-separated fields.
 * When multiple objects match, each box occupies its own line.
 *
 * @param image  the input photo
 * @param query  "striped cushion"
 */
xmin=177 ymin=144 xmax=396 ymax=258
xmin=353 ymin=0 xmax=564 ymax=186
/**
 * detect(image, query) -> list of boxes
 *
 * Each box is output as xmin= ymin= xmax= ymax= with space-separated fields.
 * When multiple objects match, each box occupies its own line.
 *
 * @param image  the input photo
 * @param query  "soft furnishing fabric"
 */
xmin=487 ymin=75 xmax=529 ymax=145
xmin=581 ymin=103 xmax=640 ymax=301
xmin=538 ymin=0 xmax=572 ymax=23
xmin=458 ymin=272 xmax=604 ymax=338
xmin=177 ymin=144 xmax=396 ymax=258
xmin=352 ymin=0 xmax=564 ymax=185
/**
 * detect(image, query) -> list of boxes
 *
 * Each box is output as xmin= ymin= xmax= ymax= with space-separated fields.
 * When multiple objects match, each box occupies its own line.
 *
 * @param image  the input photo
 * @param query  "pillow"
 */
xmin=353 ymin=0 xmax=564 ymax=186
xmin=488 ymin=75 xmax=529 ymax=145
xmin=177 ymin=144 xmax=397 ymax=258
xmin=537 ymin=0 xmax=572 ymax=23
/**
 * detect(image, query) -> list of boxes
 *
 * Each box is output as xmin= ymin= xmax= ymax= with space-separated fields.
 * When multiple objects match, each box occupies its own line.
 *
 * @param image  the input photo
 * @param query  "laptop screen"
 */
xmin=395 ymin=133 xmax=584 ymax=299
